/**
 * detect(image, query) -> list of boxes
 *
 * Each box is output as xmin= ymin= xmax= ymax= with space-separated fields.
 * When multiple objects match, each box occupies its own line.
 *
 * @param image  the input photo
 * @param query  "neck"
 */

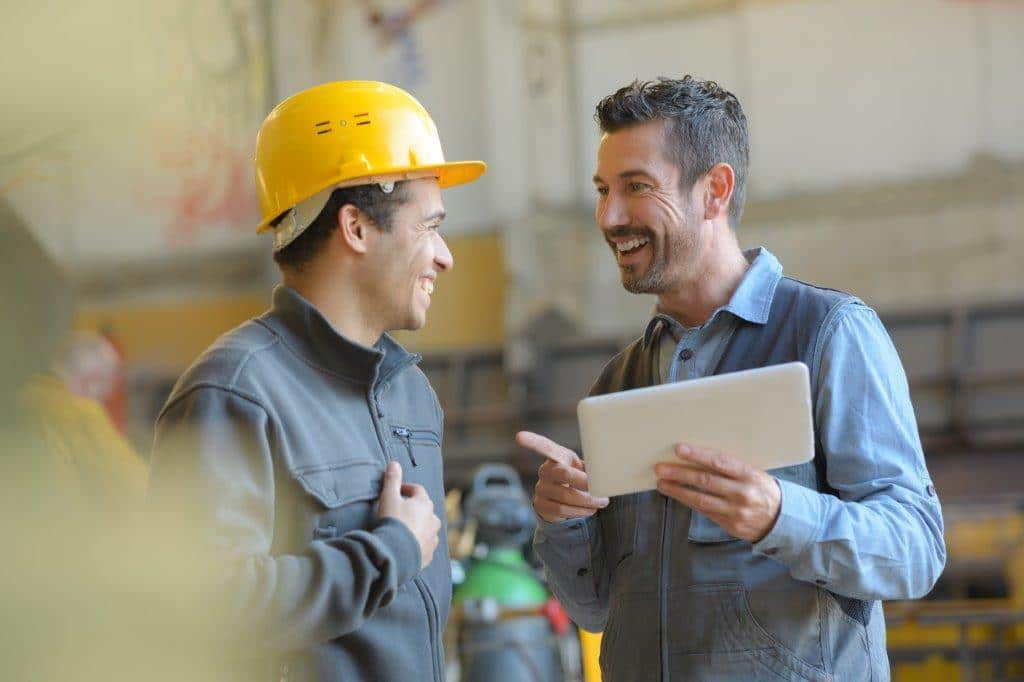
xmin=656 ymin=223 xmax=749 ymax=328
xmin=282 ymin=264 xmax=383 ymax=349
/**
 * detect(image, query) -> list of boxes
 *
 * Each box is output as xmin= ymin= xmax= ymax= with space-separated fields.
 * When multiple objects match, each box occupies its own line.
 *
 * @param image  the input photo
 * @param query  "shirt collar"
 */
xmin=262 ymin=285 xmax=419 ymax=385
xmin=642 ymin=247 xmax=783 ymax=348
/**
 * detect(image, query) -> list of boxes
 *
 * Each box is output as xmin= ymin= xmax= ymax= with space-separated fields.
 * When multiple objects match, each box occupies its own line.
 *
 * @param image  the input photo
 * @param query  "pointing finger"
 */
xmin=517 ymin=431 xmax=583 ymax=469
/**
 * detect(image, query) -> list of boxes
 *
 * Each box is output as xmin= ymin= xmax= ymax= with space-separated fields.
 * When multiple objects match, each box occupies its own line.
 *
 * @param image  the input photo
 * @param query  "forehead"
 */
xmin=595 ymin=119 xmax=675 ymax=179
xmin=399 ymin=177 xmax=444 ymax=216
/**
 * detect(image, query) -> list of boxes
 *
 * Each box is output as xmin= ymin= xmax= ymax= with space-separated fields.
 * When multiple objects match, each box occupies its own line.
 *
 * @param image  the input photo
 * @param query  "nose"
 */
xmin=433 ymin=232 xmax=454 ymax=272
xmin=596 ymin=190 xmax=628 ymax=232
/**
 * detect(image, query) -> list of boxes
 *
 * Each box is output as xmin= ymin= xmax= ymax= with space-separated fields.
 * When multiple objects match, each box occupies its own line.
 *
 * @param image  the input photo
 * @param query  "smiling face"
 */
xmin=593 ymin=119 xmax=706 ymax=295
xmin=364 ymin=178 xmax=452 ymax=332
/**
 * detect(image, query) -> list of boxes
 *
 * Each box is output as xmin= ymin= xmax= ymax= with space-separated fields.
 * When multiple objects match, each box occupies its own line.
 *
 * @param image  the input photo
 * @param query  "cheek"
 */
xmin=650 ymin=194 xmax=684 ymax=224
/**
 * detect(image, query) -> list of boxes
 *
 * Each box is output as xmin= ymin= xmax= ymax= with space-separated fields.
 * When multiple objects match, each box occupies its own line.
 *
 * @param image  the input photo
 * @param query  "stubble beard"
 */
xmin=620 ymin=228 xmax=689 ymax=295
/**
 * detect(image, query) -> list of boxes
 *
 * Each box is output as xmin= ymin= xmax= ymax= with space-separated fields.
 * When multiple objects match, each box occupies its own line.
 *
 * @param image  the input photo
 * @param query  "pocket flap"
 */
xmin=293 ymin=461 xmax=381 ymax=509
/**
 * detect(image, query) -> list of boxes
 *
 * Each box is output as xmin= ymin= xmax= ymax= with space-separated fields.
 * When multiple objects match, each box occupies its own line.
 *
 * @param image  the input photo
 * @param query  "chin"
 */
xmin=620 ymin=268 xmax=646 ymax=293
xmin=403 ymin=311 xmax=428 ymax=331
xmin=621 ymin=271 xmax=664 ymax=295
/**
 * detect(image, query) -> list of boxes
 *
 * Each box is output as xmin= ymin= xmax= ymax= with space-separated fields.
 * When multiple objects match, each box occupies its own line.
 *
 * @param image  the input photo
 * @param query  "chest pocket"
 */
xmin=292 ymin=460 xmax=381 ymax=538
xmin=687 ymin=460 xmax=819 ymax=543
xmin=389 ymin=425 xmax=441 ymax=468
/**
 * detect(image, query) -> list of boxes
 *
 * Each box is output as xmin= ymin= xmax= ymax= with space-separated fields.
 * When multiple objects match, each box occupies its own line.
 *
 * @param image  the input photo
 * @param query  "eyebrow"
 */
xmin=592 ymin=170 xmax=655 ymax=184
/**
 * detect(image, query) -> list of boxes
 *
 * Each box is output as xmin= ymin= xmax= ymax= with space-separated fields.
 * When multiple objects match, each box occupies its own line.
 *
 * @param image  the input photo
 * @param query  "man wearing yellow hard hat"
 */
xmin=149 ymin=81 xmax=485 ymax=681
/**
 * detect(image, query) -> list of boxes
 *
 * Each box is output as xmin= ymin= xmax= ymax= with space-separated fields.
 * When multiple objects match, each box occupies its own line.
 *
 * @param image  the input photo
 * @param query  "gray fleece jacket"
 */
xmin=149 ymin=285 xmax=450 ymax=682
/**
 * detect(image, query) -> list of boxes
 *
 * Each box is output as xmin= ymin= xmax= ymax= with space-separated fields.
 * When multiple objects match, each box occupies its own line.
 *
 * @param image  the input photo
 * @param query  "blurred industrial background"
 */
xmin=3 ymin=0 xmax=1023 ymax=680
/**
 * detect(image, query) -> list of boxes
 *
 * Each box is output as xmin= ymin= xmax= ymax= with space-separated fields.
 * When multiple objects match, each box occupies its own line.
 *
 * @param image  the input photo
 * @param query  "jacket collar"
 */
xmin=261 ymin=285 xmax=419 ymax=385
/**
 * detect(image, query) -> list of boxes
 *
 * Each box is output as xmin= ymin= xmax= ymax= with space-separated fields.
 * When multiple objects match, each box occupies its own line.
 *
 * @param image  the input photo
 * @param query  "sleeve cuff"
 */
xmin=372 ymin=516 xmax=423 ymax=586
xmin=534 ymin=515 xmax=591 ymax=545
xmin=752 ymin=478 xmax=824 ymax=564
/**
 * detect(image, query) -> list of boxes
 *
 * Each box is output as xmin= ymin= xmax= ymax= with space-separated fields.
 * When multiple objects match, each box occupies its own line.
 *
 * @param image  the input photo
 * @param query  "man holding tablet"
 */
xmin=518 ymin=76 xmax=945 ymax=680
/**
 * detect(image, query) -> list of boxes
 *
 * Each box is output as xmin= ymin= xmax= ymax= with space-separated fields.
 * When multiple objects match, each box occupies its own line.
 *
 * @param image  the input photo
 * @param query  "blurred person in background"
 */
xmin=20 ymin=330 xmax=146 ymax=517
xmin=519 ymin=77 xmax=946 ymax=681
xmin=54 ymin=330 xmax=122 ymax=404
xmin=0 ymin=198 xmax=176 ymax=681
xmin=148 ymin=81 xmax=485 ymax=681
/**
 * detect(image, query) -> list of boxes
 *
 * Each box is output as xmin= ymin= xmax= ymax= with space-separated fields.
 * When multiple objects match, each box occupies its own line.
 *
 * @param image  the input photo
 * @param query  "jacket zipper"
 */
xmin=413 ymin=576 xmax=443 ymax=681
xmin=391 ymin=427 xmax=441 ymax=467
xmin=392 ymin=426 xmax=418 ymax=466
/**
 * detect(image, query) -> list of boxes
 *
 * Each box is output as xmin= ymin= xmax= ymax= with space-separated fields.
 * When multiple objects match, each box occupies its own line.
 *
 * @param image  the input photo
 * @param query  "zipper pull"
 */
xmin=392 ymin=427 xmax=418 ymax=466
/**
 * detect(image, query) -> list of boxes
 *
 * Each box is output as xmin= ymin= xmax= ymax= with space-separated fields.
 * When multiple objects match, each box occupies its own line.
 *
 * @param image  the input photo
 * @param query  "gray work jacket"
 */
xmin=149 ymin=285 xmax=450 ymax=682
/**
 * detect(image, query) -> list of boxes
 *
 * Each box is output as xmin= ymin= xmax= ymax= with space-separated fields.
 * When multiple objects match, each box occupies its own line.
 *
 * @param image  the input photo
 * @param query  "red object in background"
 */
xmin=100 ymin=324 xmax=129 ymax=435
xmin=160 ymin=128 xmax=255 ymax=245
xmin=541 ymin=596 xmax=571 ymax=636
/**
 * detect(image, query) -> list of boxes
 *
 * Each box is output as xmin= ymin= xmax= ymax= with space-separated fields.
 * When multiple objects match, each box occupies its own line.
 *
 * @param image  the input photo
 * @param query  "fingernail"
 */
xmin=598 ymin=498 xmax=610 ymax=507
xmin=676 ymin=444 xmax=691 ymax=456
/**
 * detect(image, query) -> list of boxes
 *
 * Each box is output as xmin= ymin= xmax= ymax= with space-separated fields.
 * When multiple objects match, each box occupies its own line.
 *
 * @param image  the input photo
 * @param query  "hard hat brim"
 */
xmin=256 ymin=159 xmax=487 ymax=234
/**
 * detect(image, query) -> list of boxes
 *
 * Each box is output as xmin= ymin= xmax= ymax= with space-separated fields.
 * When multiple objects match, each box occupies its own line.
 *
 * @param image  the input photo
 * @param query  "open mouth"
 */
xmin=418 ymin=278 xmax=435 ymax=296
xmin=615 ymin=236 xmax=649 ymax=255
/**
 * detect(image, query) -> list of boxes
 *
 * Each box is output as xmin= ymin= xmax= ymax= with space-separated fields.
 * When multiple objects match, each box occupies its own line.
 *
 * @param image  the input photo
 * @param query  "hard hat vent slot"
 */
xmin=314 ymin=121 xmax=332 ymax=135
xmin=354 ymin=112 xmax=371 ymax=126
xmin=356 ymin=121 xmax=371 ymax=126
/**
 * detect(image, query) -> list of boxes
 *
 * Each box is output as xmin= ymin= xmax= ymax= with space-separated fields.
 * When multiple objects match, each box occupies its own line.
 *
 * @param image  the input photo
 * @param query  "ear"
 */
xmin=703 ymin=162 xmax=735 ymax=222
xmin=335 ymin=203 xmax=372 ymax=255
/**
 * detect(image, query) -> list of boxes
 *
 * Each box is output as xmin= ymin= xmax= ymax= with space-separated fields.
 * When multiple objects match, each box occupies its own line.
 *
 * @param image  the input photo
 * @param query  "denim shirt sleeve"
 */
xmin=533 ymin=515 xmax=610 ymax=632
xmin=752 ymin=302 xmax=947 ymax=600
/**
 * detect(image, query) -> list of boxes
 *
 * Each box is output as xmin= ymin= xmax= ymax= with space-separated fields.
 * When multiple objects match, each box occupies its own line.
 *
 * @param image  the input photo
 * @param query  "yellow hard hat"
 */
xmin=254 ymin=80 xmax=486 ymax=241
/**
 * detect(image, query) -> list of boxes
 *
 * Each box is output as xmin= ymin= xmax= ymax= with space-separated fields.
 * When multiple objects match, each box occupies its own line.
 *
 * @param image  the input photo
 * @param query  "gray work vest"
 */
xmin=590 ymin=277 xmax=889 ymax=681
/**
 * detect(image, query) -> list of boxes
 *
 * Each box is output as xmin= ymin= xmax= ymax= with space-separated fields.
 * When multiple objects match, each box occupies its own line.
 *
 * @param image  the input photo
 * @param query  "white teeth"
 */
xmin=422 ymin=280 xmax=434 ymax=295
xmin=616 ymin=237 xmax=649 ymax=253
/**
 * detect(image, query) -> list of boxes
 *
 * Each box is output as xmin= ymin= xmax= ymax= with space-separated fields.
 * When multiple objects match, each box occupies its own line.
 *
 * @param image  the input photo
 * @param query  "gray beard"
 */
xmin=621 ymin=261 xmax=669 ymax=294
xmin=615 ymin=207 xmax=698 ymax=295
xmin=620 ymin=235 xmax=678 ymax=294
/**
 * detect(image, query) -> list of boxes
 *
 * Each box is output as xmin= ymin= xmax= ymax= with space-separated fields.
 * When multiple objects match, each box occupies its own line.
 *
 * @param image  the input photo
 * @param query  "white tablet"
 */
xmin=577 ymin=361 xmax=815 ymax=498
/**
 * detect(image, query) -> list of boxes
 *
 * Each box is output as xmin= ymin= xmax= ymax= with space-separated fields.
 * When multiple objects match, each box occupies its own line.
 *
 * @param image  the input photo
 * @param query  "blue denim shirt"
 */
xmin=534 ymin=248 xmax=946 ymax=681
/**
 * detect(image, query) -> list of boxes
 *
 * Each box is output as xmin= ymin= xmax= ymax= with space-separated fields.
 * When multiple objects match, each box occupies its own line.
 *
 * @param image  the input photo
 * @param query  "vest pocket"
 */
xmin=667 ymin=583 xmax=829 ymax=681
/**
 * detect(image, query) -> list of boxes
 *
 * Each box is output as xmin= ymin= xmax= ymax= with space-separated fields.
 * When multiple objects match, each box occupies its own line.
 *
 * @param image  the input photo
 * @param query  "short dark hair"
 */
xmin=595 ymin=76 xmax=749 ymax=226
xmin=272 ymin=182 xmax=410 ymax=272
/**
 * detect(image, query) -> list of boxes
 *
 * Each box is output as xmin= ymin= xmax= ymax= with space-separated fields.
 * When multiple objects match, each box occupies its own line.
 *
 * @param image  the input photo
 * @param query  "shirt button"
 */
xmin=577 ymin=567 xmax=589 ymax=577
xmin=763 ymin=547 xmax=779 ymax=556
xmin=679 ymin=348 xmax=694 ymax=361
xmin=926 ymin=484 xmax=936 ymax=497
